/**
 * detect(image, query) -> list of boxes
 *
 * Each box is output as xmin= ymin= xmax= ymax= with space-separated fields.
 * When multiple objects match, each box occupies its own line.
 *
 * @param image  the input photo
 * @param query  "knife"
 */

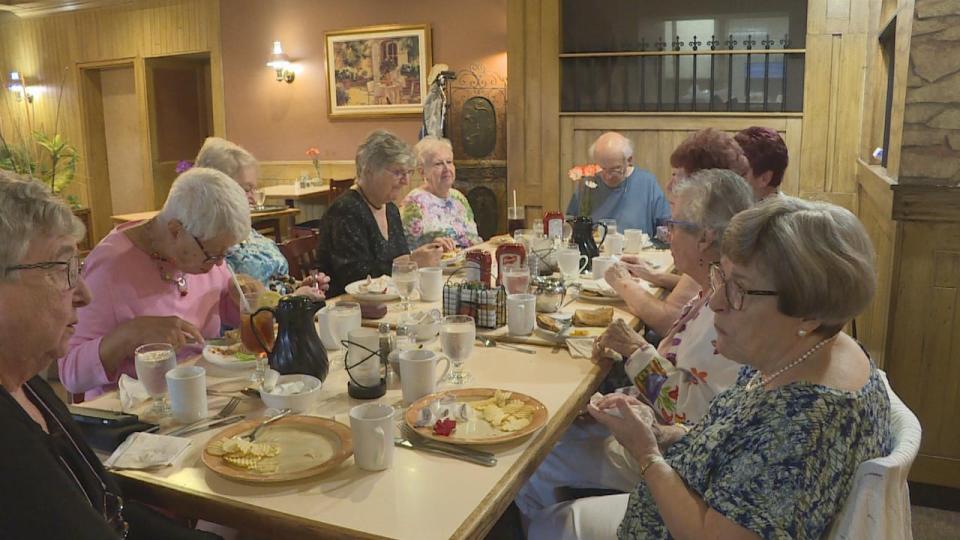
xmin=171 ymin=414 xmax=246 ymax=437
xmin=395 ymin=439 xmax=497 ymax=467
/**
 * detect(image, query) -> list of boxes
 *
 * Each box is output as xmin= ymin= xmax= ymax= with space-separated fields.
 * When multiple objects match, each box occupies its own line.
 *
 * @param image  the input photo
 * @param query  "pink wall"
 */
xmin=220 ymin=0 xmax=507 ymax=162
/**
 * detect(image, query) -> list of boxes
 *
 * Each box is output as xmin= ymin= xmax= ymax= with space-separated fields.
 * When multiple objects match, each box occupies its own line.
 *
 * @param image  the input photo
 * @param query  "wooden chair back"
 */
xmin=279 ymin=232 xmax=321 ymax=280
xmin=328 ymin=178 xmax=355 ymax=204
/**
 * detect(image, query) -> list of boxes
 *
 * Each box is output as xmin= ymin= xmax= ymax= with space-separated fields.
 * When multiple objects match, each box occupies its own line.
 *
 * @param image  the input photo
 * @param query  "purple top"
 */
xmin=59 ymin=221 xmax=240 ymax=399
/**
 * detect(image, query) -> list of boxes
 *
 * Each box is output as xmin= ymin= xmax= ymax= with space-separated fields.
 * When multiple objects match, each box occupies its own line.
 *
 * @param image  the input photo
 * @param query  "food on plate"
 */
xmin=469 ymin=390 xmax=536 ymax=432
xmin=569 ymin=329 xmax=589 ymax=337
xmin=536 ymin=314 xmax=563 ymax=333
xmin=573 ymin=306 xmax=614 ymax=327
xmin=487 ymin=234 xmax=513 ymax=247
xmin=433 ymin=418 xmax=457 ymax=436
xmin=579 ymin=288 xmax=605 ymax=298
xmin=257 ymin=290 xmax=283 ymax=309
xmin=357 ymin=275 xmax=389 ymax=294
xmin=359 ymin=302 xmax=388 ymax=319
xmin=441 ymin=248 xmax=461 ymax=261
xmin=207 ymin=436 xmax=281 ymax=473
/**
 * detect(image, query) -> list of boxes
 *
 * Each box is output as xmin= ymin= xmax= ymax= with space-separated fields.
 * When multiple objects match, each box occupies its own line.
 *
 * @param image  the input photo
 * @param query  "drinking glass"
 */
xmin=392 ymin=260 xmax=419 ymax=312
xmin=502 ymin=262 xmax=531 ymax=294
xmin=329 ymin=301 xmax=362 ymax=345
xmin=441 ymin=315 xmax=475 ymax=384
xmin=134 ymin=343 xmax=177 ymax=417
xmin=241 ymin=291 xmax=274 ymax=385
xmin=252 ymin=188 xmax=267 ymax=209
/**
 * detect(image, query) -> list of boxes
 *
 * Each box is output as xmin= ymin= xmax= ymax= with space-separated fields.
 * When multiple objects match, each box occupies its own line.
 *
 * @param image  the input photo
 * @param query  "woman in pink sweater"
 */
xmin=59 ymin=168 xmax=253 ymax=399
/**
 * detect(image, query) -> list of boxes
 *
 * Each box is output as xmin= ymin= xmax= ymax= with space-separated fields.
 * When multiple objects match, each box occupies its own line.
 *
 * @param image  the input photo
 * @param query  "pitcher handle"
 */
xmin=251 ymin=306 xmax=275 ymax=356
xmin=595 ymin=222 xmax=608 ymax=246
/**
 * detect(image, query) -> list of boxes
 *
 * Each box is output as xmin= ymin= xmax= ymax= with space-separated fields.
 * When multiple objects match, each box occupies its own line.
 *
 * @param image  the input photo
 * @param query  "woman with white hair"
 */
xmin=0 ymin=171 xmax=221 ymax=538
xmin=59 ymin=168 xmax=256 ymax=399
xmin=400 ymin=136 xmax=481 ymax=250
xmin=317 ymin=130 xmax=444 ymax=297
xmin=195 ymin=137 xmax=293 ymax=285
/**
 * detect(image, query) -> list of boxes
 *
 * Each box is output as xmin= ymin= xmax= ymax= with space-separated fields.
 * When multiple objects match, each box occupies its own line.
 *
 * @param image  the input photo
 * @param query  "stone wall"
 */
xmin=901 ymin=0 xmax=960 ymax=185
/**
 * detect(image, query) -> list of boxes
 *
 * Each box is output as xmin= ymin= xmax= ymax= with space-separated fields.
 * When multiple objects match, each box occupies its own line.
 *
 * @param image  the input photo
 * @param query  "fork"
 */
xmin=167 ymin=396 xmax=241 ymax=437
xmin=399 ymin=423 xmax=497 ymax=466
xmin=240 ymin=408 xmax=292 ymax=442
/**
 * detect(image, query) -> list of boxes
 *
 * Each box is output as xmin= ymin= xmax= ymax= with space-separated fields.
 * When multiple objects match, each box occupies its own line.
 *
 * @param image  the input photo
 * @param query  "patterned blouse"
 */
xmin=225 ymin=228 xmax=289 ymax=285
xmin=623 ymin=291 xmax=742 ymax=424
xmin=400 ymin=187 xmax=482 ymax=250
xmin=316 ymin=189 xmax=410 ymax=297
xmin=618 ymin=364 xmax=892 ymax=539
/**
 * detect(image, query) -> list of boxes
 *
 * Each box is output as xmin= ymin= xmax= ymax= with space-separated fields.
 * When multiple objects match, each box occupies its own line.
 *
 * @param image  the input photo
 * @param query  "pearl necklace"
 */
xmin=143 ymin=220 xmax=188 ymax=297
xmin=746 ymin=336 xmax=835 ymax=391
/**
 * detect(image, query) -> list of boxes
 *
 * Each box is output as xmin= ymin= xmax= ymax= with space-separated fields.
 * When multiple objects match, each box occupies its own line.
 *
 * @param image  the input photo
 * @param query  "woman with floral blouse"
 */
xmin=400 ymin=136 xmax=482 ymax=250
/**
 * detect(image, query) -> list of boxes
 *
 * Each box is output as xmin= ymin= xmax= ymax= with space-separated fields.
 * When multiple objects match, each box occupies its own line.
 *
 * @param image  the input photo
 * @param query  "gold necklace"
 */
xmin=746 ymin=336 xmax=835 ymax=391
xmin=143 ymin=220 xmax=188 ymax=297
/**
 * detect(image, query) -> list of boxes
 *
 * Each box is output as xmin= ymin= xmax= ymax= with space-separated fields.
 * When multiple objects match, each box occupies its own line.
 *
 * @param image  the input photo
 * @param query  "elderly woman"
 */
xmin=400 ymin=136 xmax=482 ymax=250
xmin=527 ymin=196 xmax=891 ymax=540
xmin=0 ymin=172 xmax=220 ymax=538
xmin=59 ymin=168 xmax=253 ymax=399
xmin=195 ymin=137 xmax=292 ymax=285
xmin=317 ymin=130 xmax=444 ymax=297
xmin=610 ymin=128 xmax=752 ymax=336
xmin=517 ymin=169 xmax=753 ymax=520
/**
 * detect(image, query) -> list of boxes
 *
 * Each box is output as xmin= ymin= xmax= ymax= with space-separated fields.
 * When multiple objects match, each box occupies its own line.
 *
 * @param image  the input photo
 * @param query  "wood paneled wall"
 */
xmin=0 ymin=0 xmax=223 ymax=240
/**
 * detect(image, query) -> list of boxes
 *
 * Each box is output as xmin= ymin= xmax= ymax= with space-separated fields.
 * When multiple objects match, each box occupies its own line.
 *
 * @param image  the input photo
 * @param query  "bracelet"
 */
xmin=638 ymin=455 xmax=666 ymax=478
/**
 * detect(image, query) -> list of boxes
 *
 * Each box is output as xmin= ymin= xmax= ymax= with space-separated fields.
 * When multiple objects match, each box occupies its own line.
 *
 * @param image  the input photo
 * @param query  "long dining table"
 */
xmin=82 ymin=245 xmax=673 ymax=539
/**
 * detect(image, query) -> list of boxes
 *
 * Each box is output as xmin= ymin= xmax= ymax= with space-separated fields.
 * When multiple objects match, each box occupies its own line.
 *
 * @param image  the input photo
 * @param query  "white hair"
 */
xmin=588 ymin=132 xmax=634 ymax=161
xmin=157 ymin=167 xmax=251 ymax=243
xmin=194 ymin=137 xmax=257 ymax=180
xmin=0 ymin=171 xmax=84 ymax=279
xmin=414 ymin=136 xmax=454 ymax=167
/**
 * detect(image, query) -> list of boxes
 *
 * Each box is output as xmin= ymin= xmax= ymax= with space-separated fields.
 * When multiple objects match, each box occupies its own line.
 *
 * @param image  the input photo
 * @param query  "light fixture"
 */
xmin=8 ymin=71 xmax=33 ymax=103
xmin=266 ymin=40 xmax=295 ymax=83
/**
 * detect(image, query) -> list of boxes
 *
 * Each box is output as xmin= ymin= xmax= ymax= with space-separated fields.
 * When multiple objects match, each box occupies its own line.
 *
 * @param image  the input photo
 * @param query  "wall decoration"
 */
xmin=325 ymin=24 xmax=431 ymax=119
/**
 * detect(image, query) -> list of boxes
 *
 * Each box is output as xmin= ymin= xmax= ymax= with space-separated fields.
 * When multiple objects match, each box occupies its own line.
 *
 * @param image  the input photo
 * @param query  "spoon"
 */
xmin=476 ymin=336 xmax=535 ymax=354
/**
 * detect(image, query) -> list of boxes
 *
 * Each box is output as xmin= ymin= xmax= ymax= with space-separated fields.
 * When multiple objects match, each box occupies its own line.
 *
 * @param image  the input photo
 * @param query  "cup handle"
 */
xmin=374 ymin=426 xmax=385 ymax=468
xmin=436 ymin=356 xmax=452 ymax=384
xmin=251 ymin=307 xmax=275 ymax=356
xmin=578 ymin=255 xmax=589 ymax=273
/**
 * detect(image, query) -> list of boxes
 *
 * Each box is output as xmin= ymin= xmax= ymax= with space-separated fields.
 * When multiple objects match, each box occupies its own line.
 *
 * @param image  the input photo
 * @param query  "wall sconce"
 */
xmin=8 ymin=71 xmax=34 ymax=103
xmin=266 ymin=41 xmax=296 ymax=83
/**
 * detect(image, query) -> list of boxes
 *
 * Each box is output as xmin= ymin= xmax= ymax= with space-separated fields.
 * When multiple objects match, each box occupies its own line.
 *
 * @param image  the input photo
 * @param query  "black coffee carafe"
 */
xmin=568 ymin=216 xmax=607 ymax=269
xmin=253 ymin=295 xmax=329 ymax=382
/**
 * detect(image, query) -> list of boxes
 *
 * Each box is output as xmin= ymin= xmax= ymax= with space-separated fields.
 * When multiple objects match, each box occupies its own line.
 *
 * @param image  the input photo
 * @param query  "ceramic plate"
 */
xmin=404 ymin=388 xmax=548 ymax=446
xmin=575 ymin=279 xmax=622 ymax=304
xmin=202 ymin=343 xmax=257 ymax=370
xmin=202 ymin=416 xmax=353 ymax=483
xmin=345 ymin=277 xmax=401 ymax=302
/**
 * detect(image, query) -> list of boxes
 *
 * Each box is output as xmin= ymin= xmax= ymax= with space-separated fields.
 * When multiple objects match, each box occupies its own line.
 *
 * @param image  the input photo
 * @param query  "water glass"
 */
xmin=134 ymin=343 xmax=177 ymax=417
xmin=392 ymin=260 xmax=419 ymax=311
xmin=502 ymin=262 xmax=531 ymax=294
xmin=441 ymin=315 xmax=475 ymax=385
xmin=252 ymin=188 xmax=267 ymax=209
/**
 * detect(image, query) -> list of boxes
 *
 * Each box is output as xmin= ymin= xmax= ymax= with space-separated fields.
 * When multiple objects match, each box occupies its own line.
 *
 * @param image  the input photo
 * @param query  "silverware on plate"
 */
xmin=167 ymin=396 xmax=241 ymax=437
xmin=174 ymin=414 xmax=246 ymax=437
xmin=395 ymin=423 xmax=497 ymax=467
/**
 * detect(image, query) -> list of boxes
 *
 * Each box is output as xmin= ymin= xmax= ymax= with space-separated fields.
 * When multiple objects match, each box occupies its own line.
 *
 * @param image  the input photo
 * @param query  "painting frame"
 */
xmin=325 ymin=24 xmax=432 ymax=120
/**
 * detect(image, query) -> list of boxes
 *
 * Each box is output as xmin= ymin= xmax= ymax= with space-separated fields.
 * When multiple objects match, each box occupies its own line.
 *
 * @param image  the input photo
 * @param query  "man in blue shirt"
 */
xmin=566 ymin=132 xmax=670 ymax=236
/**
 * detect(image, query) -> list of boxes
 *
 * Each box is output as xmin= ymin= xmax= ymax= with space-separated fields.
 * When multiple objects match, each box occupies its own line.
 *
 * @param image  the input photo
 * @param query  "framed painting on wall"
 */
xmin=325 ymin=24 xmax=432 ymax=119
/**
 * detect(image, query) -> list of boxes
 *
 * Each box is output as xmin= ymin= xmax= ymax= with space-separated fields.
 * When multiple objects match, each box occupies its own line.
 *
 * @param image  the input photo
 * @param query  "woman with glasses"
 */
xmin=0 ymin=172 xmax=221 ymax=539
xmin=400 ymin=135 xmax=482 ymax=250
xmin=517 ymin=169 xmax=753 ymax=524
xmin=527 ymin=196 xmax=891 ymax=540
xmin=317 ymin=130 xmax=445 ymax=297
xmin=59 ymin=168 xmax=255 ymax=399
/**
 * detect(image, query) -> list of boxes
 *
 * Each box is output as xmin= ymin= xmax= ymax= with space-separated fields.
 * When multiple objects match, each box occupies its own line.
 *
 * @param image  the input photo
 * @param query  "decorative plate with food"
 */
xmin=202 ymin=334 xmax=259 ymax=370
xmin=404 ymin=388 xmax=548 ymax=445
xmin=345 ymin=275 xmax=400 ymax=302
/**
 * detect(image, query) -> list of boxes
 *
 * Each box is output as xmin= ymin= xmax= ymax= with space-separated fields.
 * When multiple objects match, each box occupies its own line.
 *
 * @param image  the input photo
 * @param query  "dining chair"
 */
xmin=327 ymin=178 xmax=355 ymax=205
xmin=278 ymin=231 xmax=321 ymax=280
xmin=826 ymin=370 xmax=921 ymax=540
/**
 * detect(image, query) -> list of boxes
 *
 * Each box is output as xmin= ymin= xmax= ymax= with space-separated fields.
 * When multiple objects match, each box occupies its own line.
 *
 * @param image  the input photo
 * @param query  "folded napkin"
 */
xmin=566 ymin=337 xmax=596 ymax=358
xmin=578 ymin=278 xmax=618 ymax=297
xmin=105 ymin=432 xmax=192 ymax=470
xmin=118 ymin=374 xmax=150 ymax=413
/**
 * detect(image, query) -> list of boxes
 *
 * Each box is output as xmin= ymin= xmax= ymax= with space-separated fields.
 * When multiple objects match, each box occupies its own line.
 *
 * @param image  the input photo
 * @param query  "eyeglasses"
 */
xmin=4 ymin=254 xmax=83 ymax=290
xmin=598 ymin=164 xmax=626 ymax=176
xmin=663 ymin=219 xmax=699 ymax=233
xmin=191 ymin=234 xmax=226 ymax=264
xmin=709 ymin=263 xmax=778 ymax=311
xmin=387 ymin=167 xmax=414 ymax=180
xmin=103 ymin=490 xmax=129 ymax=539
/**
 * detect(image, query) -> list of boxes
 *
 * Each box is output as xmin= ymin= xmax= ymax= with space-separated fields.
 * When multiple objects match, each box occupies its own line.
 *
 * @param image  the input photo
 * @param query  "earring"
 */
xmin=797 ymin=329 xmax=808 ymax=337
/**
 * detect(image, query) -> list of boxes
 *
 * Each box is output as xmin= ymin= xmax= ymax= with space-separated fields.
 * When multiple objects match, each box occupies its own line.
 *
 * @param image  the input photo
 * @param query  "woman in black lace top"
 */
xmin=318 ymin=130 xmax=445 ymax=297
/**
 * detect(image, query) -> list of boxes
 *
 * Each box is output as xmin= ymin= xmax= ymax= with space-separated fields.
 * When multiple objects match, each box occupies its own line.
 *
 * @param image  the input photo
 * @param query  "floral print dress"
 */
xmin=400 ymin=188 xmax=482 ymax=250
xmin=617 ymin=365 xmax=892 ymax=539
xmin=623 ymin=291 xmax=742 ymax=424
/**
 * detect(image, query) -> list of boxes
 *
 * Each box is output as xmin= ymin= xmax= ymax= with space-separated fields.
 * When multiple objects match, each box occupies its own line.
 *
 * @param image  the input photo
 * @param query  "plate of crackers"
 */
xmin=201 ymin=415 xmax=353 ymax=483
xmin=404 ymin=388 xmax=548 ymax=445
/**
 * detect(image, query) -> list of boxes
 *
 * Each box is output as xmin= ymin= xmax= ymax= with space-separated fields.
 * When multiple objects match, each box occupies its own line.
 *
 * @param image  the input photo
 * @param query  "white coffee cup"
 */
xmin=316 ymin=302 xmax=361 ymax=351
xmin=349 ymin=403 xmax=396 ymax=471
xmin=399 ymin=349 xmax=451 ymax=405
xmin=604 ymin=232 xmax=624 ymax=256
xmin=592 ymin=256 xmax=616 ymax=280
xmin=506 ymin=293 xmax=536 ymax=336
xmin=557 ymin=247 xmax=588 ymax=278
xmin=418 ymin=267 xmax=443 ymax=302
xmin=165 ymin=366 xmax=207 ymax=423
xmin=623 ymin=229 xmax=647 ymax=253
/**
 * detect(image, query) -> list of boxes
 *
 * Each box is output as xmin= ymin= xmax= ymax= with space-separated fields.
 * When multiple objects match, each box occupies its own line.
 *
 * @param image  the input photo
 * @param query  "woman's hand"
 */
xmin=594 ymin=318 xmax=649 ymax=360
xmin=432 ymin=237 xmax=457 ymax=252
xmin=409 ymin=242 xmax=443 ymax=268
xmin=300 ymin=272 xmax=331 ymax=293
xmin=618 ymin=255 xmax=658 ymax=280
xmin=589 ymin=399 xmax=661 ymax=465
xmin=604 ymin=263 xmax=634 ymax=291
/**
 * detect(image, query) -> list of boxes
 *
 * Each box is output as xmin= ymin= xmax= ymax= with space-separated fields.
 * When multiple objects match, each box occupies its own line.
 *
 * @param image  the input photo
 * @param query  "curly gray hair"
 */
xmin=157 ymin=167 xmax=251 ymax=243
xmin=414 ymin=136 xmax=454 ymax=167
xmin=195 ymin=137 xmax=257 ymax=180
xmin=0 ymin=170 xmax=85 ymax=279
xmin=670 ymin=169 xmax=755 ymax=249
xmin=355 ymin=130 xmax=415 ymax=181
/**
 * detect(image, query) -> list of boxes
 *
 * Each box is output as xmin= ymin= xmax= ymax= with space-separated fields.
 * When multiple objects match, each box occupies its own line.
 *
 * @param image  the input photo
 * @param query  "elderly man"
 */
xmin=734 ymin=126 xmax=789 ymax=200
xmin=566 ymin=132 xmax=670 ymax=236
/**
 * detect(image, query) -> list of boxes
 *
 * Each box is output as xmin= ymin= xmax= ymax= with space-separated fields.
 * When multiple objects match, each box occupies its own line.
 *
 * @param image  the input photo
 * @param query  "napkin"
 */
xmin=118 ymin=374 xmax=150 ymax=413
xmin=104 ymin=432 xmax=192 ymax=470
xmin=566 ymin=337 xmax=596 ymax=358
